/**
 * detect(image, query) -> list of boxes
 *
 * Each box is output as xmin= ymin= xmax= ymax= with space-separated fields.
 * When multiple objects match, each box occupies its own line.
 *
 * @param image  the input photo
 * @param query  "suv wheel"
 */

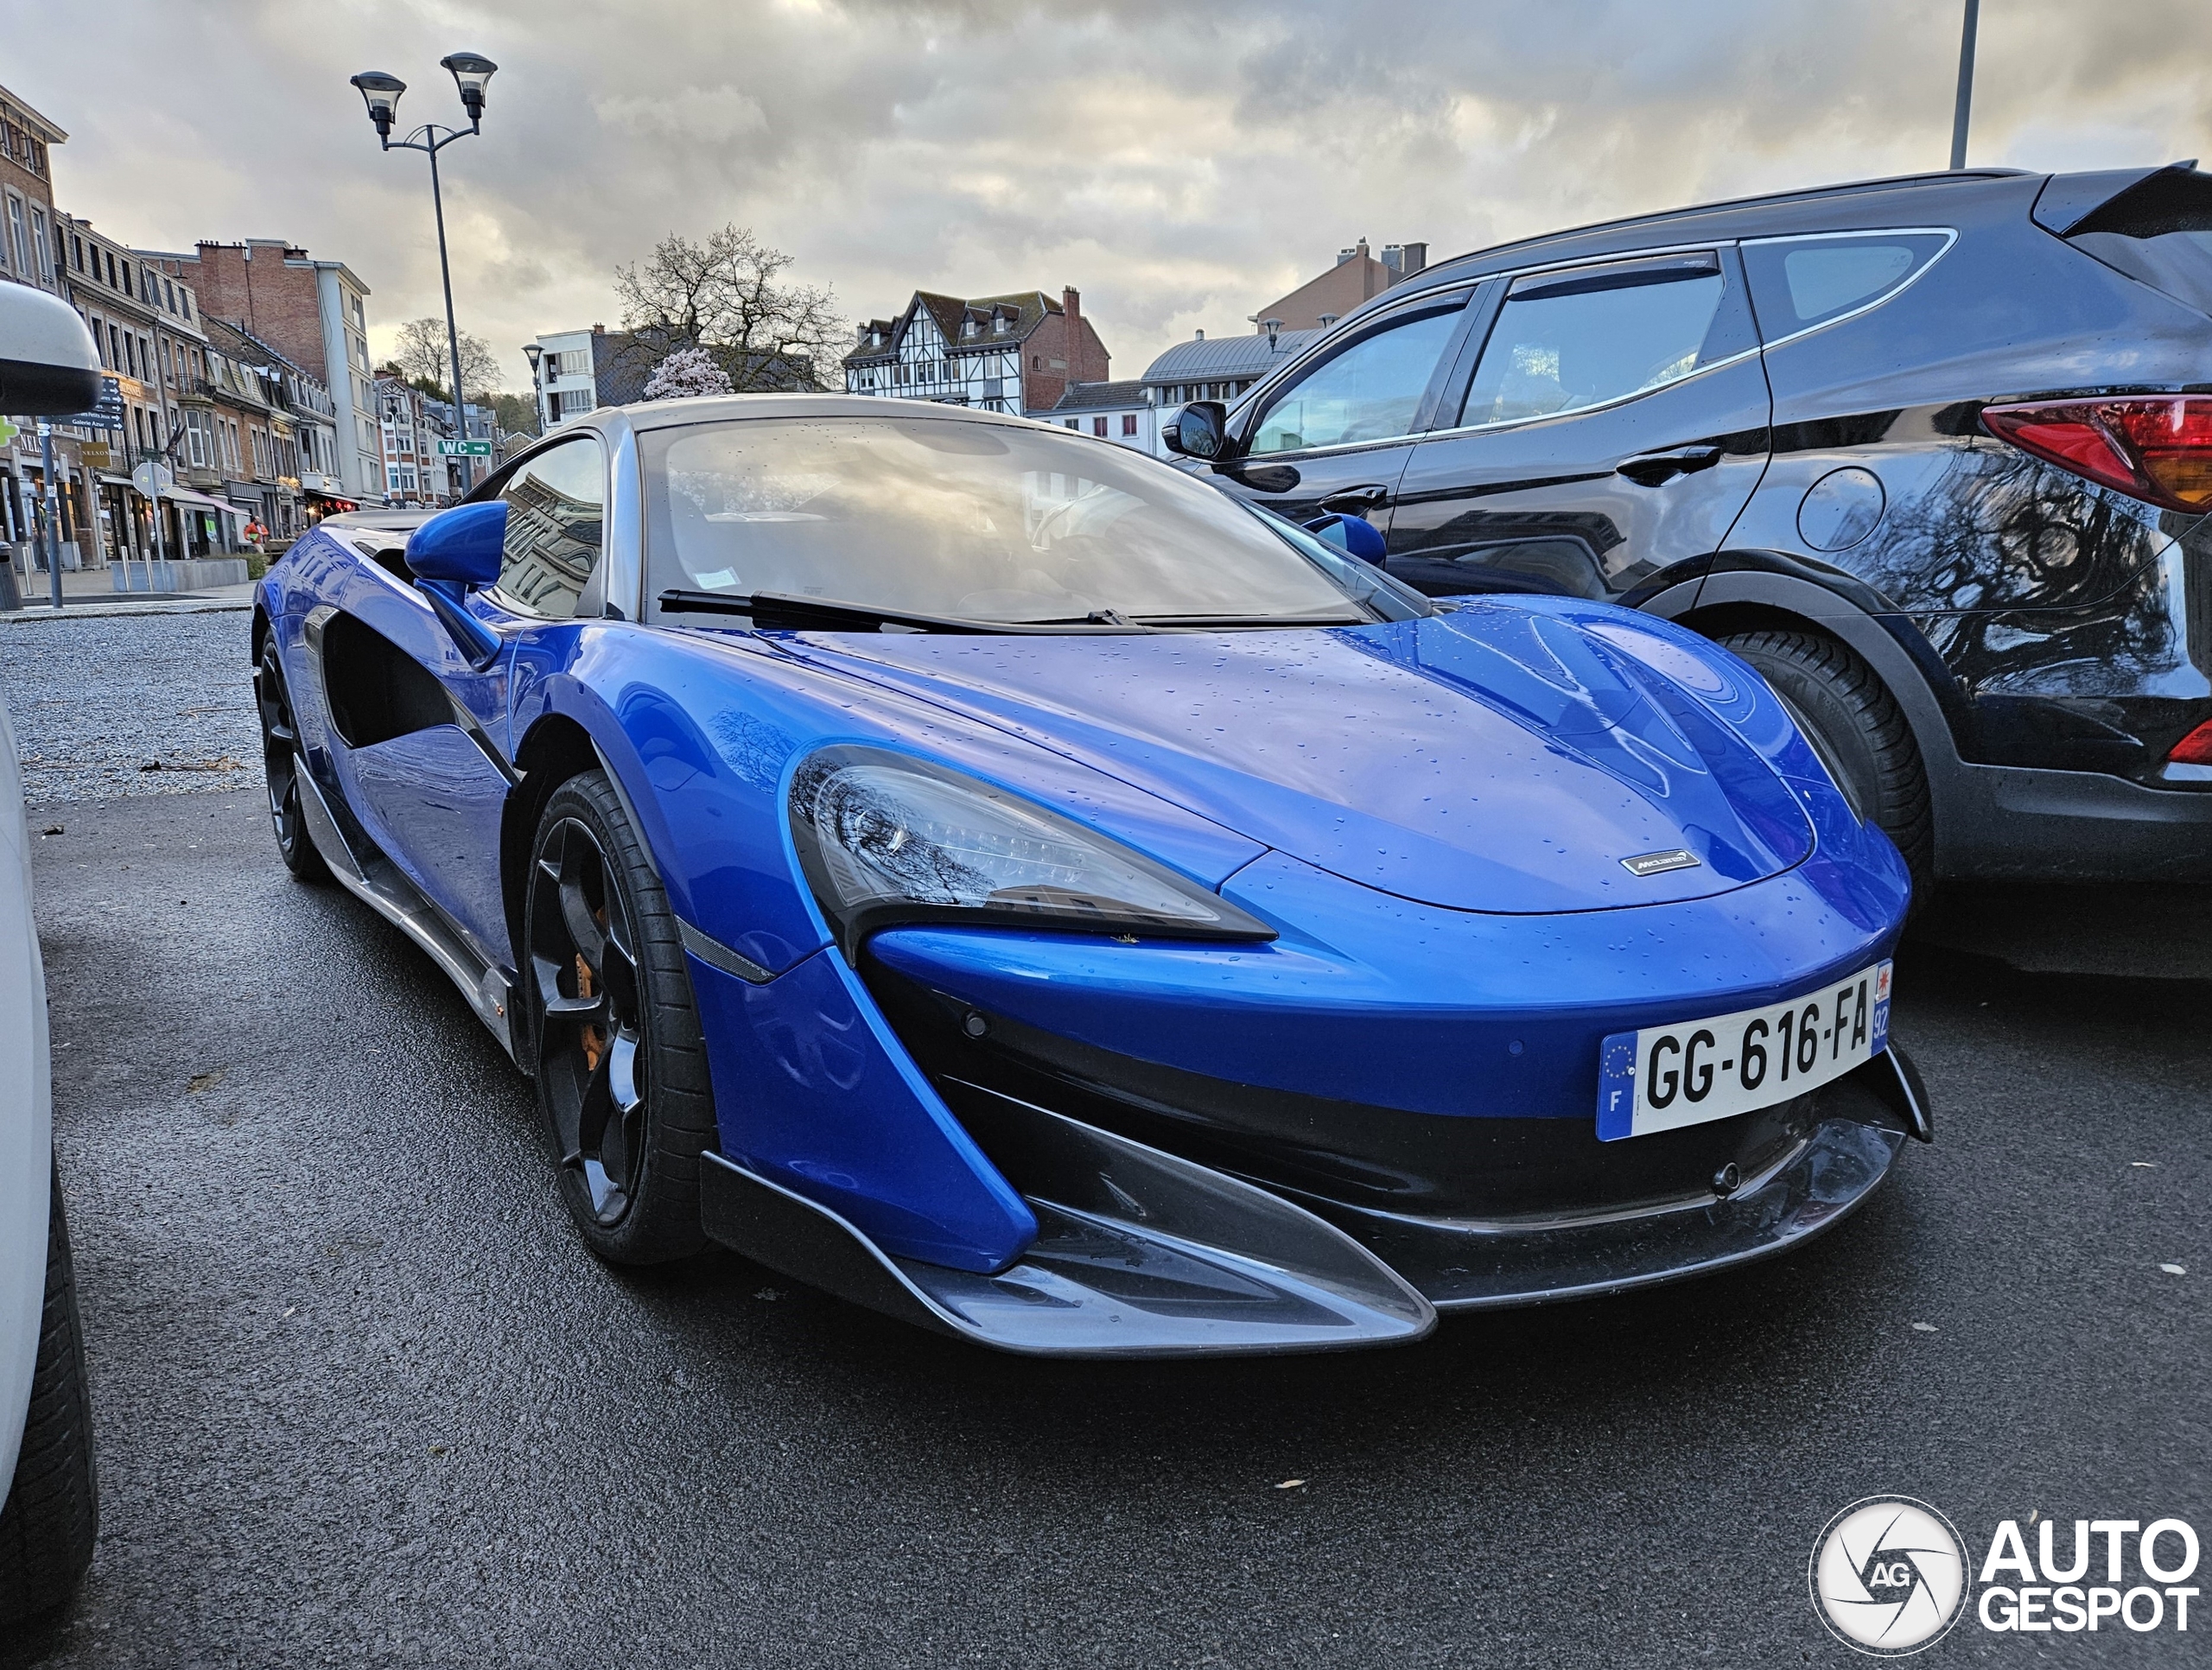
xmin=1718 ymin=629 xmax=1934 ymax=891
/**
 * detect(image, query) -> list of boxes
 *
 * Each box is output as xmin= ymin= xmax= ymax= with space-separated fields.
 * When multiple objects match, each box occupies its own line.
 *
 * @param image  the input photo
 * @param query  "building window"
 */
xmin=1092 ymin=416 xmax=1108 ymax=437
xmin=70 ymin=232 xmax=82 ymax=271
xmin=1033 ymin=356 xmax=1042 ymax=371
xmin=1064 ymin=419 xmax=1078 ymax=429
xmin=4 ymin=194 xmax=27 ymax=276
xmin=29 ymin=206 xmax=50 ymax=287
xmin=1122 ymin=414 xmax=1137 ymax=436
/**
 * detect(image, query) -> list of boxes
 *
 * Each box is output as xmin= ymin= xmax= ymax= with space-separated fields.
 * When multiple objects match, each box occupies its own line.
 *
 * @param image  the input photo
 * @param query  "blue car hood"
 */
xmin=781 ymin=608 xmax=1815 ymax=915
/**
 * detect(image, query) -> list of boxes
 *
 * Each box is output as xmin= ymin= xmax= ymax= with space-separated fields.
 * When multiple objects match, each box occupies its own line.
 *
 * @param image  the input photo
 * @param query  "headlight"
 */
xmin=788 ymin=747 xmax=1275 ymax=956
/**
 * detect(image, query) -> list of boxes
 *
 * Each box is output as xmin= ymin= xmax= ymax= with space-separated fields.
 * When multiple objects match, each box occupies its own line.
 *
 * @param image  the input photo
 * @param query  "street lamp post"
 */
xmin=1949 ymin=0 xmax=1980 ymax=170
xmin=350 ymin=54 xmax=497 ymax=492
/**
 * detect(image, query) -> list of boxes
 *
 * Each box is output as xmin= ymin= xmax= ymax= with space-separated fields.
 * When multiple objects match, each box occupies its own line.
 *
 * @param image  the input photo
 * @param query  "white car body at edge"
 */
xmin=0 ymin=695 xmax=54 ymax=1496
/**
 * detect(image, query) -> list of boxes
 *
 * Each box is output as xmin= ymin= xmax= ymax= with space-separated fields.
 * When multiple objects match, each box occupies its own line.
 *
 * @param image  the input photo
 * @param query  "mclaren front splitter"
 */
xmin=695 ymin=1047 xmax=1927 ymax=1358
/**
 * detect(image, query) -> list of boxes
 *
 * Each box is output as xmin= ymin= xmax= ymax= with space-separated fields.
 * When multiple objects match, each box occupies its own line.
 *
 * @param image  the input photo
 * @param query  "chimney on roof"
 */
xmin=1193 ymin=328 xmax=1204 ymax=341
xmin=1381 ymin=243 xmax=1427 ymax=283
xmin=1061 ymin=286 xmax=1082 ymax=346
xmin=593 ymin=322 xmax=604 ymax=333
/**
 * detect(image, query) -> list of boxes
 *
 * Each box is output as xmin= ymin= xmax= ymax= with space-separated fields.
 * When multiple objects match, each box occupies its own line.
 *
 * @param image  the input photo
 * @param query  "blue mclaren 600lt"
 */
xmin=253 ymin=395 xmax=1930 ymax=1357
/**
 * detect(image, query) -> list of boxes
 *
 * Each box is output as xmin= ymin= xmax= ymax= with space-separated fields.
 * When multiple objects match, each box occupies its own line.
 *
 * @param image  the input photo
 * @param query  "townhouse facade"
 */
xmin=842 ymin=287 xmax=1109 ymax=417
xmin=142 ymin=238 xmax=382 ymax=504
xmin=526 ymin=324 xmax=656 ymax=431
xmin=0 ymin=79 xmax=88 ymax=587
xmin=57 ymin=213 xmax=232 ymax=563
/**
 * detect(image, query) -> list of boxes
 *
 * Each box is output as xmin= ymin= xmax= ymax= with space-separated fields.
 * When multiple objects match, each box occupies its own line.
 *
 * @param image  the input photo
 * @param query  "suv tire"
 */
xmin=0 ymin=1165 xmax=99 ymax=1624
xmin=1719 ymin=628 xmax=1935 ymax=892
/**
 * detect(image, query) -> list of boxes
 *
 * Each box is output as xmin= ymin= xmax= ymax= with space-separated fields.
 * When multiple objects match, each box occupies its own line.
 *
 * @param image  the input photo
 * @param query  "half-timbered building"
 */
xmin=842 ymin=285 xmax=1109 ymax=416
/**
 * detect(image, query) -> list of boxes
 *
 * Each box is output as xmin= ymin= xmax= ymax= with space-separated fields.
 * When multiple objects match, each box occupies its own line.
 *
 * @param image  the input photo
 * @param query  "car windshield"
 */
xmin=641 ymin=414 xmax=1424 ymax=627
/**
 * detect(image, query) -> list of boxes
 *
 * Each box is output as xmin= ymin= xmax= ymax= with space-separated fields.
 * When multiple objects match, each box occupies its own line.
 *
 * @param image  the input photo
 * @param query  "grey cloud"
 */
xmin=15 ymin=0 xmax=2212 ymax=391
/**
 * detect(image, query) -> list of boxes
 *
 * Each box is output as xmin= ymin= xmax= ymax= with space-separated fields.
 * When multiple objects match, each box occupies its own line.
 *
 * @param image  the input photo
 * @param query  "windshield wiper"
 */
xmin=658 ymin=589 xmax=1158 ymax=635
xmin=1128 ymin=611 xmax=1371 ymax=628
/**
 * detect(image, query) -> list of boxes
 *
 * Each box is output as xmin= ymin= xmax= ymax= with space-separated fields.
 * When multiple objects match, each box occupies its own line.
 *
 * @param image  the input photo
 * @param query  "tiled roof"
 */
xmin=844 ymin=289 xmax=1058 ymax=366
xmin=1140 ymin=330 xmax=1322 ymax=384
xmin=1049 ymin=380 xmax=1149 ymax=412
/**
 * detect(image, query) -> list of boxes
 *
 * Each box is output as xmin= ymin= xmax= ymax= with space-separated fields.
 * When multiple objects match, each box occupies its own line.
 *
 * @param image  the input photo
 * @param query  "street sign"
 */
xmin=60 ymin=375 xmax=124 ymax=430
xmin=130 ymin=460 xmax=175 ymax=497
xmin=78 ymin=443 xmax=112 ymax=469
xmin=436 ymin=439 xmax=493 ymax=456
xmin=0 ymin=417 xmax=18 ymax=448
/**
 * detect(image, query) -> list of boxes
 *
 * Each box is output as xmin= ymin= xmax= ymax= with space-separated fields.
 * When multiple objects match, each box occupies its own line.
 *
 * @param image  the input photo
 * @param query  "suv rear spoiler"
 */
xmin=2032 ymin=161 xmax=2203 ymax=236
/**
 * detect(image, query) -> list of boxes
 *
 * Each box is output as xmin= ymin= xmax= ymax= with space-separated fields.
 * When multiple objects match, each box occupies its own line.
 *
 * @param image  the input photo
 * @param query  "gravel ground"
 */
xmin=0 ymin=610 xmax=259 ymax=804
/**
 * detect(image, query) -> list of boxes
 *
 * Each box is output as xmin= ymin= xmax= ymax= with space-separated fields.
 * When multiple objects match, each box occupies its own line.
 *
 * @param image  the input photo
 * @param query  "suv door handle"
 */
xmin=1319 ymin=484 xmax=1391 ymax=515
xmin=1616 ymin=446 xmax=1722 ymax=486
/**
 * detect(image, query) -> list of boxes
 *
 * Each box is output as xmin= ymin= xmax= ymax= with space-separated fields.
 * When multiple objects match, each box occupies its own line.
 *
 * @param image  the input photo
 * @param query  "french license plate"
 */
xmin=1597 ymin=961 xmax=1891 ymax=1140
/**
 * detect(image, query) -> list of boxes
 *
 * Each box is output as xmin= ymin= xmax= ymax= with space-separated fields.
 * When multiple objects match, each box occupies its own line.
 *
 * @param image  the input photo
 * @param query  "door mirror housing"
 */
xmin=1162 ymin=400 xmax=1230 ymax=460
xmin=405 ymin=500 xmax=505 ymax=587
xmin=0 ymin=283 xmax=103 ymax=416
xmin=1301 ymin=511 xmax=1388 ymax=564
xmin=406 ymin=501 xmax=506 ymax=667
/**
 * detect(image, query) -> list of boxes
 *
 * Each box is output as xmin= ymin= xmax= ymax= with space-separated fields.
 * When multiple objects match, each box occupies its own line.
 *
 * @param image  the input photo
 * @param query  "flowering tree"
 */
xmin=640 ymin=346 xmax=736 ymax=402
xmin=616 ymin=225 xmax=842 ymax=391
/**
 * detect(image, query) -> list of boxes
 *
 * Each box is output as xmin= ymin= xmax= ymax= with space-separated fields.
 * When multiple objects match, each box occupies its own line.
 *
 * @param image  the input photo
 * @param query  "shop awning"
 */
xmin=160 ymin=485 xmax=246 ymax=520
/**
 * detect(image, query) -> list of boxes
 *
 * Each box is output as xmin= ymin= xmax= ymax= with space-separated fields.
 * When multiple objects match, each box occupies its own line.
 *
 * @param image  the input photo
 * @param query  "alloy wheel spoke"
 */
xmin=570 ymin=1051 xmax=613 ymax=1165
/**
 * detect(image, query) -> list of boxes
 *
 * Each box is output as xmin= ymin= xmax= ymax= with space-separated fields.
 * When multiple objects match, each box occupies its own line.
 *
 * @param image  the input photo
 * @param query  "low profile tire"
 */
xmin=255 ymin=634 xmax=330 ymax=884
xmin=0 ymin=1165 xmax=99 ymax=1625
xmin=525 ymin=770 xmax=716 ymax=1265
xmin=1719 ymin=628 xmax=1934 ymax=888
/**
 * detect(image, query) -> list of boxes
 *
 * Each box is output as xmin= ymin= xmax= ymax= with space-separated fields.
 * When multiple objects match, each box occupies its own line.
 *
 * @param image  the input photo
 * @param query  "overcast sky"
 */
xmin=10 ymin=0 xmax=2212 ymax=390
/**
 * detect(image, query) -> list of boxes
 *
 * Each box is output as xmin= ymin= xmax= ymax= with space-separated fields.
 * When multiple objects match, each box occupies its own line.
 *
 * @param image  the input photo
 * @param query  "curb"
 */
xmin=1 ymin=599 xmax=255 ymax=623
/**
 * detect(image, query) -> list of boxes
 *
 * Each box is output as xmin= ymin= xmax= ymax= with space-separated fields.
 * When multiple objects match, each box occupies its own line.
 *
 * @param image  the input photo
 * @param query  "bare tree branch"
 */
xmin=391 ymin=317 xmax=503 ymax=400
xmin=614 ymin=226 xmax=844 ymax=392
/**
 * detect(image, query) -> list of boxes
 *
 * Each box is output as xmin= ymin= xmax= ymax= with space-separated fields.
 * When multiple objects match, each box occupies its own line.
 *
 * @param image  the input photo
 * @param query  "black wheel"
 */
xmin=1719 ymin=628 xmax=1934 ymax=888
xmin=0 ymin=1164 xmax=98 ymax=1625
xmin=525 ymin=770 xmax=716 ymax=1264
xmin=256 ymin=633 xmax=330 ymax=883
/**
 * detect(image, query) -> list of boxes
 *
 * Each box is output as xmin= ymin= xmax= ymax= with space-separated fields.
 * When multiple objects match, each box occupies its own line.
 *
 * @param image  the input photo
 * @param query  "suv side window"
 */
xmin=493 ymin=435 xmax=606 ymax=619
xmin=1459 ymin=253 xmax=1740 ymax=428
xmin=1739 ymin=232 xmax=1952 ymax=338
xmin=1247 ymin=305 xmax=1464 ymax=456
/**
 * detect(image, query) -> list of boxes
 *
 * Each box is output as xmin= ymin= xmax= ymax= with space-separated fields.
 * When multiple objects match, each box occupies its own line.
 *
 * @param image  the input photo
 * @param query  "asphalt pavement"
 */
xmin=1 ymin=616 xmax=2207 ymax=1667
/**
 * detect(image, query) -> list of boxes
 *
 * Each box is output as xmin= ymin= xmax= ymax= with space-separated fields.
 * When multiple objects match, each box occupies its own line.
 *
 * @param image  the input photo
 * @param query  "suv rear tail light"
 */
xmin=2169 ymin=718 xmax=2212 ymax=765
xmin=1981 ymin=396 xmax=2212 ymax=513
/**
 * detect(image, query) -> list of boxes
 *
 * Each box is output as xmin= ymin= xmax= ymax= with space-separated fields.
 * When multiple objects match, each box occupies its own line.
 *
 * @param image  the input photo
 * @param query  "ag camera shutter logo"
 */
xmin=1810 ymin=1496 xmax=1970 ymax=1655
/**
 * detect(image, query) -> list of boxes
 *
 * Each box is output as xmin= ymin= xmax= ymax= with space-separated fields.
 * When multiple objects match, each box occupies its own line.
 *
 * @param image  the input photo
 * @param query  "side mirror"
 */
xmin=0 ymin=283 xmax=102 ymax=416
xmin=1161 ymin=399 xmax=1229 ymax=460
xmin=404 ymin=499 xmax=505 ymax=587
xmin=1302 ymin=511 xmax=1388 ymax=564
xmin=406 ymin=501 xmax=506 ymax=665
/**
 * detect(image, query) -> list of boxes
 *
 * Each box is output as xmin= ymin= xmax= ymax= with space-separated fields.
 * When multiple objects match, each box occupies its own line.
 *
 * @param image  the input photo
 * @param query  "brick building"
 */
xmin=139 ymin=238 xmax=382 ymax=504
xmin=842 ymin=287 xmax=1109 ymax=416
xmin=1251 ymin=238 xmax=1428 ymax=334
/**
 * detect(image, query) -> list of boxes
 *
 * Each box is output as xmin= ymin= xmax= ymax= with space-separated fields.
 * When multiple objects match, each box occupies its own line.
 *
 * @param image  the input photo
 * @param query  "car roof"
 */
xmin=1361 ymin=168 xmax=2047 ymax=319
xmin=601 ymin=392 xmax=1065 ymax=435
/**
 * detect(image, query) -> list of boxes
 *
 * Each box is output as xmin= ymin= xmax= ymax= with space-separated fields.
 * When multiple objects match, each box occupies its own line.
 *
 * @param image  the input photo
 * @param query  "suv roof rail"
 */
xmin=1423 ymin=167 xmax=2037 ymax=280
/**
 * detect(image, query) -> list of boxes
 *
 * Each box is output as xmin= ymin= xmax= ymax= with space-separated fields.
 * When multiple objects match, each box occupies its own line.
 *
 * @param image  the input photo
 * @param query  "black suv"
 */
xmin=1166 ymin=164 xmax=2212 ymax=887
